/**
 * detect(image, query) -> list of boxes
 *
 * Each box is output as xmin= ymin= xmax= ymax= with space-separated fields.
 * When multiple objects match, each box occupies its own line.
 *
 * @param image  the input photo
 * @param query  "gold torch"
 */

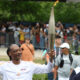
xmin=48 ymin=7 xmax=55 ymax=51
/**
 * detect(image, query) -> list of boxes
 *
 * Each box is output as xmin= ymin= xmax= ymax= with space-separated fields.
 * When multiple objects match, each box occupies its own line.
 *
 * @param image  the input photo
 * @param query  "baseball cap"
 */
xmin=60 ymin=43 xmax=70 ymax=49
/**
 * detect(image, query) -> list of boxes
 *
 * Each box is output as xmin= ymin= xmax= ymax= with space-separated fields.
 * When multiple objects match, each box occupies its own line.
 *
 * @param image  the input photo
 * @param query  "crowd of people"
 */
xmin=0 ymin=21 xmax=80 ymax=53
xmin=0 ymin=21 xmax=80 ymax=80
xmin=0 ymin=21 xmax=48 ymax=50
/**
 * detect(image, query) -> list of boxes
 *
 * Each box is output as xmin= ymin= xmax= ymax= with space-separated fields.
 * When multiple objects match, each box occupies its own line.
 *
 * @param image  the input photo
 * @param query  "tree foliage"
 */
xmin=0 ymin=1 xmax=80 ymax=23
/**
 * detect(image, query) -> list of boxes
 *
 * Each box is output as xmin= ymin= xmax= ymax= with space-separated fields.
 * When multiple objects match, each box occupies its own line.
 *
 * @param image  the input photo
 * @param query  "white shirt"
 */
xmin=14 ymin=31 xmax=19 ymax=37
xmin=1 ymin=27 xmax=6 ymax=32
xmin=0 ymin=61 xmax=53 ymax=80
xmin=8 ymin=25 xmax=16 ymax=31
xmin=55 ymin=54 xmax=74 ymax=78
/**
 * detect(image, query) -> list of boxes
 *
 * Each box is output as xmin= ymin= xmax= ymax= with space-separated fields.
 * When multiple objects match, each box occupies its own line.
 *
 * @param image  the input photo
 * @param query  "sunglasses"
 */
xmin=61 ymin=48 xmax=65 ymax=49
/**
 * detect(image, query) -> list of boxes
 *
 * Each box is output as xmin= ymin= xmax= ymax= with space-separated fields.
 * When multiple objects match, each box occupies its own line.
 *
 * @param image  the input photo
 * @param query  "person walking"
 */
xmin=54 ymin=43 xmax=74 ymax=80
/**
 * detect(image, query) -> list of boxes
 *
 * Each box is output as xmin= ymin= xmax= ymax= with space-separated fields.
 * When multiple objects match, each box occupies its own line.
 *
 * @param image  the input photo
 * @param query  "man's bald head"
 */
xmin=7 ymin=44 xmax=22 ymax=62
xmin=10 ymin=44 xmax=19 ymax=50
xmin=7 ymin=44 xmax=19 ymax=61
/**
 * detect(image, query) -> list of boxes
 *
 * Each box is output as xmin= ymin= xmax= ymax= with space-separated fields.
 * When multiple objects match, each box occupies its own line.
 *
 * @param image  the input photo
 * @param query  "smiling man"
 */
xmin=0 ymin=44 xmax=54 ymax=80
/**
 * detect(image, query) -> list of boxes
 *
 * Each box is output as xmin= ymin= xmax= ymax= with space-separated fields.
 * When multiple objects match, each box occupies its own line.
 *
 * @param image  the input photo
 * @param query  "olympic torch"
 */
xmin=48 ymin=7 xmax=55 ymax=51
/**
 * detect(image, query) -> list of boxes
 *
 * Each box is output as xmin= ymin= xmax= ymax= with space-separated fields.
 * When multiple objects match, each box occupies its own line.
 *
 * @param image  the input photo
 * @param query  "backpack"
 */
xmin=59 ymin=53 xmax=73 ymax=68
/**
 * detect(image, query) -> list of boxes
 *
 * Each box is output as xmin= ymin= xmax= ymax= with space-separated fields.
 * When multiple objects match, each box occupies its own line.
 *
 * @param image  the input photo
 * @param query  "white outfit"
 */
xmin=55 ymin=54 xmax=75 ymax=80
xmin=71 ymin=55 xmax=80 ymax=69
xmin=58 ymin=76 xmax=69 ymax=80
xmin=0 ymin=61 xmax=53 ymax=80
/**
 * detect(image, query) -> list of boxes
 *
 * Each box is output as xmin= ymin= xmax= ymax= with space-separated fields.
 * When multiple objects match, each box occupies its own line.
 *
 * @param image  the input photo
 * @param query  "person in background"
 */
xmin=44 ymin=35 xmax=62 ymax=80
xmin=19 ymin=27 xmax=25 ymax=45
xmin=35 ymin=27 xmax=40 ymax=49
xmin=14 ymin=29 xmax=20 ymax=46
xmin=72 ymin=32 xmax=78 ymax=54
xmin=14 ymin=24 xmax=20 ymax=46
xmin=76 ymin=30 xmax=80 ymax=54
xmin=51 ymin=35 xmax=62 ymax=80
xmin=0 ymin=24 xmax=6 ymax=46
xmin=23 ymin=25 xmax=30 ymax=39
xmin=30 ymin=26 xmax=36 ymax=49
xmin=40 ymin=28 xmax=45 ymax=50
xmin=55 ymin=35 xmax=62 ymax=57
xmin=20 ymin=38 xmax=34 ymax=61
xmin=54 ymin=43 xmax=74 ymax=80
xmin=44 ymin=24 xmax=48 ymax=49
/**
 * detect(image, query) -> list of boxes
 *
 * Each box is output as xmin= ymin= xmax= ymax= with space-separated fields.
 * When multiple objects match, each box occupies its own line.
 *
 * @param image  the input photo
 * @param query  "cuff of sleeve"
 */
xmin=48 ymin=61 xmax=54 ymax=68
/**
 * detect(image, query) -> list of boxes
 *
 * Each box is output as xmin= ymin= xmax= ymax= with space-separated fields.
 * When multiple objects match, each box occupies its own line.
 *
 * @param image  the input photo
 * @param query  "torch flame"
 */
xmin=54 ymin=0 xmax=59 ymax=6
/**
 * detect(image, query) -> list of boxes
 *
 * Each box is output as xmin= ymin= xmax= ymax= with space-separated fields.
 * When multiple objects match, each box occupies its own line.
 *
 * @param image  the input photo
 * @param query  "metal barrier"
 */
xmin=0 ymin=32 xmax=79 ymax=54
xmin=0 ymin=32 xmax=14 ymax=47
xmin=0 ymin=32 xmax=48 ymax=50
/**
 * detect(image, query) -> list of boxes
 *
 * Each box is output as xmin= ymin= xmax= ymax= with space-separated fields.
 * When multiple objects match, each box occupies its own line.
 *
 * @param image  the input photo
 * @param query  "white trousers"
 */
xmin=58 ymin=76 xmax=69 ymax=80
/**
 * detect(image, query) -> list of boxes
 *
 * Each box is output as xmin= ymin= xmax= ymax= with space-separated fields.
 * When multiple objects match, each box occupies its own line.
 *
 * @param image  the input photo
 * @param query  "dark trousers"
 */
xmin=48 ymin=72 xmax=58 ymax=80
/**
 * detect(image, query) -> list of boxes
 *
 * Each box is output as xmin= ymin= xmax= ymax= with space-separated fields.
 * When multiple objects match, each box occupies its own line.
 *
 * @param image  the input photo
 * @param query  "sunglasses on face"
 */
xmin=61 ymin=48 xmax=65 ymax=49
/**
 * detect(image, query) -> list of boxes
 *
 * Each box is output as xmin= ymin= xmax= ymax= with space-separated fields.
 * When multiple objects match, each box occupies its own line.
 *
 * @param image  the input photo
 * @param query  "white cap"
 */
xmin=60 ymin=43 xmax=70 ymax=49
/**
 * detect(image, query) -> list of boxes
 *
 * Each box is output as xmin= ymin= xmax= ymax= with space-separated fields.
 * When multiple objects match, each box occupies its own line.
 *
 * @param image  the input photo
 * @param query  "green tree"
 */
xmin=0 ymin=1 xmax=80 ymax=23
